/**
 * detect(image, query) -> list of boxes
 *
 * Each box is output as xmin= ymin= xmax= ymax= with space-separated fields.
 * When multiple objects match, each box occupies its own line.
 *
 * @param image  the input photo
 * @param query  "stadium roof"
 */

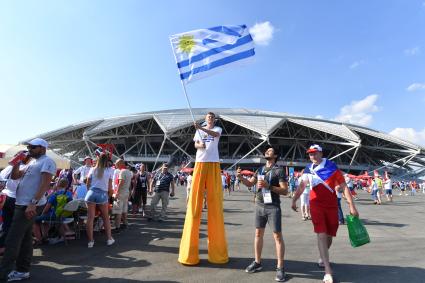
xmin=23 ymin=108 xmax=425 ymax=177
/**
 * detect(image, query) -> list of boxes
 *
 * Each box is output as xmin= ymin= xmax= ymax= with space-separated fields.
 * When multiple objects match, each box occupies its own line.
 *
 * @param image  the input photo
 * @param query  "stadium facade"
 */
xmin=25 ymin=108 xmax=425 ymax=177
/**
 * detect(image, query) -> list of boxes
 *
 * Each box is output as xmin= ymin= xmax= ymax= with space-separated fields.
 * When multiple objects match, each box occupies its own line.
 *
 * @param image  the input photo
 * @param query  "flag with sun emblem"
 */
xmin=170 ymin=25 xmax=255 ymax=84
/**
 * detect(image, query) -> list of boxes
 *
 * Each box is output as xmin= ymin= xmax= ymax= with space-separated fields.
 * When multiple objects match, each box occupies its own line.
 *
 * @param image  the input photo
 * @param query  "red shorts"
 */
xmin=310 ymin=205 xmax=339 ymax=237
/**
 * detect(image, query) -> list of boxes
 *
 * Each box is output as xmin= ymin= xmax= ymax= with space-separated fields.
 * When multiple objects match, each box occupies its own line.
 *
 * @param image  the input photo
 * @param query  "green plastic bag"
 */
xmin=346 ymin=215 xmax=370 ymax=247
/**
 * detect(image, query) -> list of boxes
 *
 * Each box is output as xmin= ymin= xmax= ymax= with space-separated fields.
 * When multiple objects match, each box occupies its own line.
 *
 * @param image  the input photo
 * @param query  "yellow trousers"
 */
xmin=178 ymin=162 xmax=229 ymax=265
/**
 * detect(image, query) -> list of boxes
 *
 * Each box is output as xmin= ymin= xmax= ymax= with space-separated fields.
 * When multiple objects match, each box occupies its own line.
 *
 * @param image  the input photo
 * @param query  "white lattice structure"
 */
xmin=23 ymin=108 xmax=425 ymax=176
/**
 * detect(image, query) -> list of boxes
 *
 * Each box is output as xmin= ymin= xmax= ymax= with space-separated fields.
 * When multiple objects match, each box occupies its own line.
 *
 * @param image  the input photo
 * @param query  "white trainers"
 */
xmin=107 ymin=238 xmax=115 ymax=246
xmin=7 ymin=270 xmax=30 ymax=281
xmin=88 ymin=241 xmax=95 ymax=248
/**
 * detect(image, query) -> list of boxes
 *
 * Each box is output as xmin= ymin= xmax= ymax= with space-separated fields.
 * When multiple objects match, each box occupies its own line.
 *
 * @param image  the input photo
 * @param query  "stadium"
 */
xmin=25 ymin=108 xmax=425 ymax=178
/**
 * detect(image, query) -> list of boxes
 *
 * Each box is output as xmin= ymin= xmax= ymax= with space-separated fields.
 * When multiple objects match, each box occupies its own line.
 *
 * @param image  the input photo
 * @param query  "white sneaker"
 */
xmin=7 ymin=270 xmax=30 ymax=281
xmin=107 ymin=238 xmax=115 ymax=246
xmin=88 ymin=241 xmax=95 ymax=248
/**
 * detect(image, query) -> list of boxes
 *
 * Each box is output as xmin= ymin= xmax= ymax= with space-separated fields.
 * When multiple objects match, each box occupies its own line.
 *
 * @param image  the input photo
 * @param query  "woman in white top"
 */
xmin=85 ymin=153 xmax=114 ymax=248
xmin=300 ymin=182 xmax=311 ymax=220
xmin=186 ymin=173 xmax=192 ymax=204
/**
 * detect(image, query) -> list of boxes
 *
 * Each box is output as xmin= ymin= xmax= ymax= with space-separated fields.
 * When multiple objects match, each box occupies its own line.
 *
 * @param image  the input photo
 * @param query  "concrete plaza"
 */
xmin=28 ymin=186 xmax=425 ymax=282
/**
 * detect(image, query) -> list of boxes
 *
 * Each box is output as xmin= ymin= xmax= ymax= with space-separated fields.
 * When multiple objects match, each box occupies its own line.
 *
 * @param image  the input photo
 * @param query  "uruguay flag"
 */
xmin=170 ymin=25 xmax=255 ymax=84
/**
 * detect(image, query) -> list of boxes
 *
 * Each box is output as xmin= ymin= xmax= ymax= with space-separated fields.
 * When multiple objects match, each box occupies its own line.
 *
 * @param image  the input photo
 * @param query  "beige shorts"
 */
xmin=112 ymin=194 xmax=129 ymax=214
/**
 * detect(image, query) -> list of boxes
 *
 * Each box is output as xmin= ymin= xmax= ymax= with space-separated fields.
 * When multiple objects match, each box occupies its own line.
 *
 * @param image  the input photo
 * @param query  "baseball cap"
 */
xmin=26 ymin=138 xmax=48 ymax=148
xmin=306 ymin=144 xmax=322 ymax=154
xmin=84 ymin=156 xmax=92 ymax=161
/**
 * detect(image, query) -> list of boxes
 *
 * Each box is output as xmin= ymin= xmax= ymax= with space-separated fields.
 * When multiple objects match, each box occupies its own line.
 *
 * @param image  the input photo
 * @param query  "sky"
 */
xmin=1 ymin=0 xmax=424 ymax=145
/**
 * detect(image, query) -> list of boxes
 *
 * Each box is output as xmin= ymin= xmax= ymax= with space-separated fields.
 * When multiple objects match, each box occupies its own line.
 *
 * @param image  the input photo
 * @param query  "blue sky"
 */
xmin=1 ymin=1 xmax=424 ymax=145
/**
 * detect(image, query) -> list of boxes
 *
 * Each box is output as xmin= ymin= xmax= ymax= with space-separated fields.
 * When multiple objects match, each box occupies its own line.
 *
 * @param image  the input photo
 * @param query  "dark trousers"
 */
xmin=337 ymin=197 xmax=344 ymax=224
xmin=0 ymin=196 xmax=16 ymax=248
xmin=0 ymin=206 xmax=34 ymax=278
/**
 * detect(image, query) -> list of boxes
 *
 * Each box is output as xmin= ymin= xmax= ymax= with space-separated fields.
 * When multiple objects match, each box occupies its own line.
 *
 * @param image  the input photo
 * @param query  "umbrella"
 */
xmin=240 ymin=170 xmax=255 ymax=176
xmin=180 ymin=167 xmax=194 ymax=173
xmin=0 ymin=144 xmax=70 ymax=170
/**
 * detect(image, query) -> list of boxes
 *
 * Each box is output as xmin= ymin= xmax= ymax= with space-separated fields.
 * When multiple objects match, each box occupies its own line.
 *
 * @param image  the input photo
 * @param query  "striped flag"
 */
xmin=170 ymin=25 xmax=255 ymax=84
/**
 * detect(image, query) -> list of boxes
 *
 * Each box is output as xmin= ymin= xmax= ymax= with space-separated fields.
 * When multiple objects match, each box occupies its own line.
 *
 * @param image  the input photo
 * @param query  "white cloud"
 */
xmin=334 ymin=94 xmax=379 ymax=126
xmin=389 ymin=128 xmax=425 ymax=146
xmin=406 ymin=83 xmax=425 ymax=92
xmin=349 ymin=60 xmax=366 ymax=69
xmin=404 ymin=46 xmax=420 ymax=56
xmin=315 ymin=115 xmax=324 ymax=119
xmin=249 ymin=21 xmax=274 ymax=46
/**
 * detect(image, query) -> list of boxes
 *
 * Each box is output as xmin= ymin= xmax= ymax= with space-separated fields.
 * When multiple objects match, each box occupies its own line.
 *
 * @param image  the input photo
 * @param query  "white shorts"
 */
xmin=300 ymin=193 xmax=310 ymax=206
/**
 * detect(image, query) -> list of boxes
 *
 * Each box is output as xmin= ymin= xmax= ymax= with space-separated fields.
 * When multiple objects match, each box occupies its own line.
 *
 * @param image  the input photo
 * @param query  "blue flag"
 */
xmin=170 ymin=25 xmax=255 ymax=84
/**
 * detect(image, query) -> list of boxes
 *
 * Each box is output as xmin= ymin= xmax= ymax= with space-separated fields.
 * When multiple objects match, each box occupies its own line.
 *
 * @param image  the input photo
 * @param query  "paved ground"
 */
xmin=27 ymin=186 xmax=425 ymax=283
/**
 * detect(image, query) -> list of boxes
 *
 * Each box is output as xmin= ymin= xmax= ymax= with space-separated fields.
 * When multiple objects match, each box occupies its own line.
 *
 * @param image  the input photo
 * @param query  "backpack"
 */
xmin=55 ymin=191 xmax=72 ymax=218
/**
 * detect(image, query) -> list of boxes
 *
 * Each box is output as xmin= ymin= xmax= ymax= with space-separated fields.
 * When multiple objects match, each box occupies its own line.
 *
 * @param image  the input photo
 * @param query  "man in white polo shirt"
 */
xmin=178 ymin=112 xmax=228 ymax=266
xmin=0 ymin=138 xmax=56 ymax=282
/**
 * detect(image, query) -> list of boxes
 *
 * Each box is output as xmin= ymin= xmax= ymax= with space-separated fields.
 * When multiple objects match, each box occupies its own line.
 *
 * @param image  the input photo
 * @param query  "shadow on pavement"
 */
xmin=189 ymin=257 xmax=425 ymax=283
xmin=362 ymin=218 xmax=407 ymax=228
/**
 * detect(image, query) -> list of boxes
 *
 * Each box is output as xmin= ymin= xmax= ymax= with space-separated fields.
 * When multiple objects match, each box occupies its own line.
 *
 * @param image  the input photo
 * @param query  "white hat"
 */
xmin=306 ymin=144 xmax=322 ymax=153
xmin=26 ymin=138 xmax=49 ymax=148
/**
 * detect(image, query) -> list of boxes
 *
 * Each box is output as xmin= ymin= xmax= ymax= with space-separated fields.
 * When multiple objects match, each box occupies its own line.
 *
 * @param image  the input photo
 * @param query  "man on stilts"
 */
xmin=178 ymin=112 xmax=229 ymax=265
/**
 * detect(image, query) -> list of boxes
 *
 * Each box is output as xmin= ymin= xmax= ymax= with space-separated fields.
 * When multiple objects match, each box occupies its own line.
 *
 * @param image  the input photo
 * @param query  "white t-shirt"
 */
xmin=345 ymin=176 xmax=353 ymax=188
xmin=384 ymin=178 xmax=392 ymax=190
xmin=371 ymin=180 xmax=378 ymax=191
xmin=0 ymin=164 xmax=30 ymax=198
xmin=193 ymin=126 xmax=222 ymax=162
xmin=112 ymin=168 xmax=120 ymax=190
xmin=118 ymin=169 xmax=133 ymax=196
xmin=74 ymin=165 xmax=92 ymax=183
xmin=88 ymin=167 xmax=113 ymax=192
xmin=302 ymin=183 xmax=311 ymax=195
xmin=16 ymin=155 xmax=56 ymax=206
xmin=221 ymin=175 xmax=227 ymax=187
xmin=186 ymin=175 xmax=192 ymax=189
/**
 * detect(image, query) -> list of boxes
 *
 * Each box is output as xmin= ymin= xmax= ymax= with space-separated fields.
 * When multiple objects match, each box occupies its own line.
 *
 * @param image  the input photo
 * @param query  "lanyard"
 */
xmin=260 ymin=165 xmax=276 ymax=185
xmin=156 ymin=173 xmax=167 ymax=183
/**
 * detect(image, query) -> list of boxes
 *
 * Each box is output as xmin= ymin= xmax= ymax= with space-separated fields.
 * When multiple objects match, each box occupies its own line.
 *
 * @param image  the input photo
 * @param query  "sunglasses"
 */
xmin=27 ymin=145 xmax=41 ymax=149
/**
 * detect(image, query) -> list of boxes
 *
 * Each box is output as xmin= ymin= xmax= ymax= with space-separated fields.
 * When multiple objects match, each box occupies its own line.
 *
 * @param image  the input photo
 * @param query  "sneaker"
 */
xmin=245 ymin=261 xmax=262 ymax=273
xmin=107 ymin=238 xmax=115 ymax=246
xmin=275 ymin=267 xmax=286 ymax=282
xmin=111 ymin=228 xmax=121 ymax=234
xmin=88 ymin=241 xmax=95 ymax=248
xmin=7 ymin=270 xmax=30 ymax=281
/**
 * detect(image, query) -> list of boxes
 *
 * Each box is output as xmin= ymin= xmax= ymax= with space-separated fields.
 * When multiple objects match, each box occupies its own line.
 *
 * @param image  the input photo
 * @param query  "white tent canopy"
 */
xmin=0 ymin=144 xmax=70 ymax=170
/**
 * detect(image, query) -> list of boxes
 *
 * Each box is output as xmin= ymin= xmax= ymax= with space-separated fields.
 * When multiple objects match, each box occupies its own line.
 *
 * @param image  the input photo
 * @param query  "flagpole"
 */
xmin=169 ymin=37 xmax=202 ymax=138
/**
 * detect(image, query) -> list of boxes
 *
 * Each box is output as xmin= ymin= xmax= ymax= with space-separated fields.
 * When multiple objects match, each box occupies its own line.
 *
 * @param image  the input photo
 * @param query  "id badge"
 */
xmin=156 ymin=180 xmax=161 ymax=186
xmin=262 ymin=189 xmax=273 ymax=204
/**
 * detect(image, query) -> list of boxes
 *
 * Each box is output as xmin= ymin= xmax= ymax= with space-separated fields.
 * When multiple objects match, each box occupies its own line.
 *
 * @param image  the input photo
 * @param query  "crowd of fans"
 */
xmin=0 ymin=140 xmax=423 ymax=281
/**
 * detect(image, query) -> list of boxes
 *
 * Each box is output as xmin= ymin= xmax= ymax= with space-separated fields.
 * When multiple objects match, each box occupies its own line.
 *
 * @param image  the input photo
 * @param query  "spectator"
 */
xmin=237 ymin=146 xmax=289 ymax=282
xmin=33 ymin=178 xmax=73 ymax=244
xmin=292 ymin=144 xmax=359 ymax=283
xmin=112 ymin=159 xmax=132 ymax=231
xmin=131 ymin=163 xmax=150 ymax=216
xmin=0 ymin=152 xmax=32 ymax=256
xmin=72 ymin=157 xmax=92 ymax=185
xmin=84 ymin=153 xmax=115 ymax=248
xmin=186 ymin=172 xmax=193 ymax=204
xmin=0 ymin=138 xmax=56 ymax=282
xmin=148 ymin=163 xmax=175 ymax=222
